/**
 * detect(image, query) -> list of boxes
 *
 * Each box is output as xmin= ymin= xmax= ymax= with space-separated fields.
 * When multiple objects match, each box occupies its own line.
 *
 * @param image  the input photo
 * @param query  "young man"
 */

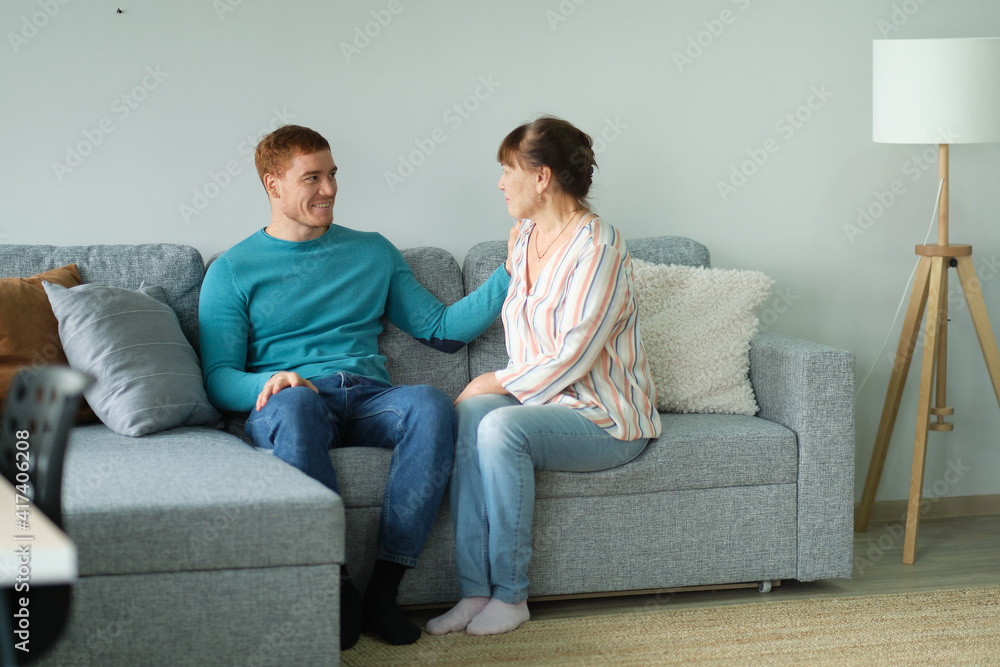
xmin=198 ymin=125 xmax=510 ymax=649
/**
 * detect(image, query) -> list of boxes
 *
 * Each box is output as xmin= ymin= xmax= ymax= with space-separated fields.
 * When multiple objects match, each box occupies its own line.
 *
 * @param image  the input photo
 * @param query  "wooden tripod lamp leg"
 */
xmin=855 ymin=256 xmax=933 ymax=532
xmin=903 ymin=257 xmax=947 ymax=564
xmin=955 ymin=257 xmax=1000 ymax=408
xmin=930 ymin=268 xmax=955 ymax=431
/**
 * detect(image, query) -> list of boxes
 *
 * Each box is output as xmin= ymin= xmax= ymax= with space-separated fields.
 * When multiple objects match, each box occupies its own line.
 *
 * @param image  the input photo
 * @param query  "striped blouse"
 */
xmin=494 ymin=215 xmax=661 ymax=441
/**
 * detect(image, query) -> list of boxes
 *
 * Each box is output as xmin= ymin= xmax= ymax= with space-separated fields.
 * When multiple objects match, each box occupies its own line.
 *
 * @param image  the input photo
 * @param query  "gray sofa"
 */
xmin=1 ymin=235 xmax=855 ymax=666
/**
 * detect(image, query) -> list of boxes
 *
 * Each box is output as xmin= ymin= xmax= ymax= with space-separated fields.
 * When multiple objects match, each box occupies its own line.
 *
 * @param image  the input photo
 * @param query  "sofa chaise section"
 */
xmin=2 ymin=244 xmax=347 ymax=667
xmin=41 ymin=424 xmax=344 ymax=667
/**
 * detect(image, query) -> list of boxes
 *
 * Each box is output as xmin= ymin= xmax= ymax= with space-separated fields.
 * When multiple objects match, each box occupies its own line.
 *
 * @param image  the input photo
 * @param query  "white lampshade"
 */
xmin=873 ymin=38 xmax=1000 ymax=144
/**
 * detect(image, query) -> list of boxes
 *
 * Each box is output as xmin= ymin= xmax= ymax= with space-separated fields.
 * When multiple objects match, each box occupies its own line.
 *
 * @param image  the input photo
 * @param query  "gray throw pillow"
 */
xmin=43 ymin=282 xmax=221 ymax=437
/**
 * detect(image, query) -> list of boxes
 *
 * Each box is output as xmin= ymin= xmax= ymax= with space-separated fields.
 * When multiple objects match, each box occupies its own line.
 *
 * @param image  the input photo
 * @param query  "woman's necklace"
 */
xmin=534 ymin=210 xmax=578 ymax=259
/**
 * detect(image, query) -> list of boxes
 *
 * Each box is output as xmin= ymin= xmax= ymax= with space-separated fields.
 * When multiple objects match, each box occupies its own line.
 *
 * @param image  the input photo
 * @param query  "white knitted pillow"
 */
xmin=631 ymin=259 xmax=774 ymax=415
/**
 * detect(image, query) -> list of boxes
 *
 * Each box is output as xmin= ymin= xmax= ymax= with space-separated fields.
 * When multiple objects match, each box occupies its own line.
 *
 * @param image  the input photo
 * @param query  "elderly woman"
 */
xmin=427 ymin=116 xmax=660 ymax=637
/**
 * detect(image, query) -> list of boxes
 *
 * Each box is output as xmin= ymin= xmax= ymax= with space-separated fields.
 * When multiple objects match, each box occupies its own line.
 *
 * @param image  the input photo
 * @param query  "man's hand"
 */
xmin=504 ymin=220 xmax=521 ymax=275
xmin=256 ymin=371 xmax=319 ymax=411
xmin=455 ymin=372 xmax=509 ymax=405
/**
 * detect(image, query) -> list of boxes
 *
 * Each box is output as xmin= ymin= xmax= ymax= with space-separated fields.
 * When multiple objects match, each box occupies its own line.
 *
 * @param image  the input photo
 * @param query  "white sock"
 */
xmin=425 ymin=596 xmax=490 ymax=635
xmin=466 ymin=598 xmax=530 ymax=636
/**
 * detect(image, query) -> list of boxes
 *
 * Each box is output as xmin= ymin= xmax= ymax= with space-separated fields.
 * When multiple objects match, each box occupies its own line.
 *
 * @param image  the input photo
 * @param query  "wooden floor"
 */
xmin=407 ymin=513 xmax=1000 ymax=625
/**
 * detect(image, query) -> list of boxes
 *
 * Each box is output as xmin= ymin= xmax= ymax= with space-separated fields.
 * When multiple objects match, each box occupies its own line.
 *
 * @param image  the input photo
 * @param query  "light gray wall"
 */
xmin=4 ymin=0 xmax=1000 ymax=504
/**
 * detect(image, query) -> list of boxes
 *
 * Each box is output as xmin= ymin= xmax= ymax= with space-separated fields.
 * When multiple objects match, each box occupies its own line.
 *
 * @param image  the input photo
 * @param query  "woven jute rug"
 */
xmin=343 ymin=587 xmax=1000 ymax=666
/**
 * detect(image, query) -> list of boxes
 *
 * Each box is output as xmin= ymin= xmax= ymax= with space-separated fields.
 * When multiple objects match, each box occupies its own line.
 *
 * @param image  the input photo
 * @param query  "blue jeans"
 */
xmin=244 ymin=373 xmax=456 ymax=567
xmin=450 ymin=394 xmax=648 ymax=603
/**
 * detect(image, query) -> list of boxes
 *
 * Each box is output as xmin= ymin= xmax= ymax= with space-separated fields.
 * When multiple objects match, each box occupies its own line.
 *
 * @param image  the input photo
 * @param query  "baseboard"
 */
xmin=859 ymin=493 xmax=1000 ymax=527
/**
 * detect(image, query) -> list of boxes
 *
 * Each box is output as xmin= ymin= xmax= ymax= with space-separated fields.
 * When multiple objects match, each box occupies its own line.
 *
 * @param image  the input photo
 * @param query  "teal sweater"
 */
xmin=199 ymin=226 xmax=509 ymax=412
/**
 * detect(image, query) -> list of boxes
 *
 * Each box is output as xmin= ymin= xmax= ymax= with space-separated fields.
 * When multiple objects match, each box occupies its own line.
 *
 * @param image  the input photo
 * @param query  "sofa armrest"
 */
xmin=749 ymin=332 xmax=856 ymax=581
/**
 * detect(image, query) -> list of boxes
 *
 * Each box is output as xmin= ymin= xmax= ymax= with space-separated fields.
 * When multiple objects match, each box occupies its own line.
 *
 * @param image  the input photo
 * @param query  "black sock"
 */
xmin=361 ymin=560 xmax=421 ymax=645
xmin=340 ymin=565 xmax=363 ymax=650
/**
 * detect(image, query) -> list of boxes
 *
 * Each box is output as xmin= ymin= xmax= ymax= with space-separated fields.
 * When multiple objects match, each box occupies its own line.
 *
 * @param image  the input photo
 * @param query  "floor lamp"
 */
xmin=856 ymin=38 xmax=1000 ymax=564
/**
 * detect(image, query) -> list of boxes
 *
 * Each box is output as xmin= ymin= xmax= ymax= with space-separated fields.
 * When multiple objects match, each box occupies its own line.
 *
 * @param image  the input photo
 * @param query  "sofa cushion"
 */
xmin=535 ymin=413 xmax=797 ymax=498
xmin=331 ymin=413 xmax=797 ymax=508
xmin=379 ymin=247 xmax=470 ymax=401
xmin=0 ymin=244 xmax=206 ymax=351
xmin=61 ymin=424 xmax=345 ymax=577
xmin=45 ymin=282 xmax=221 ymax=436
xmin=462 ymin=235 xmax=712 ymax=378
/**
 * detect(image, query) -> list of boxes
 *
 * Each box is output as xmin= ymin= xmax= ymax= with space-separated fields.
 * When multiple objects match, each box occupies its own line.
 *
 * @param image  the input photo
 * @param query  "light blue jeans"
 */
xmin=450 ymin=394 xmax=649 ymax=603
